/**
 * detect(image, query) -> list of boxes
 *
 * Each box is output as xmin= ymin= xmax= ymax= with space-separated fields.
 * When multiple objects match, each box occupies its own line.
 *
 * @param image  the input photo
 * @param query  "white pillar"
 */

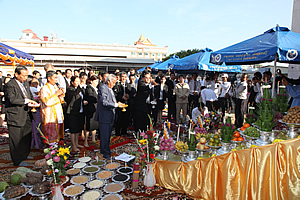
xmin=288 ymin=0 xmax=300 ymax=79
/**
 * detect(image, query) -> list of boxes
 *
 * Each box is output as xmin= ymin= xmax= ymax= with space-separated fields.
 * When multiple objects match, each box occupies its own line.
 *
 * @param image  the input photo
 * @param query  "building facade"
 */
xmin=0 ymin=29 xmax=168 ymax=74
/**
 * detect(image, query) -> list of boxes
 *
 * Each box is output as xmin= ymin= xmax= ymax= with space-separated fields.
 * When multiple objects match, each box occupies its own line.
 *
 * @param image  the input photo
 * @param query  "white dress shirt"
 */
xmin=188 ymin=79 xmax=201 ymax=95
xmin=200 ymin=79 xmax=205 ymax=87
xmin=205 ymin=80 xmax=215 ymax=91
xmin=235 ymin=81 xmax=248 ymax=99
xmin=201 ymin=88 xmax=218 ymax=105
xmin=192 ymin=107 xmax=202 ymax=123
xmin=219 ymin=81 xmax=231 ymax=98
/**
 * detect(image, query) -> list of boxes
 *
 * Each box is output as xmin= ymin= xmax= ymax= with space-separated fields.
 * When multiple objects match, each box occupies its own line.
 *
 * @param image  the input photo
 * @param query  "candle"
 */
xmin=177 ymin=124 xmax=180 ymax=142
xmin=189 ymin=130 xmax=191 ymax=141
xmin=277 ymin=81 xmax=280 ymax=94
xmin=111 ymin=157 xmax=112 ymax=163
xmin=125 ymin=162 xmax=127 ymax=168
xmin=96 ymin=156 xmax=98 ymax=162
xmin=248 ymin=103 xmax=250 ymax=114
xmin=147 ymin=141 xmax=150 ymax=163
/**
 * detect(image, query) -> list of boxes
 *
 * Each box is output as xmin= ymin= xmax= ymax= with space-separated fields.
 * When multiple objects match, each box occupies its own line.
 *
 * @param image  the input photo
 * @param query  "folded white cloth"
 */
xmin=115 ymin=153 xmax=135 ymax=162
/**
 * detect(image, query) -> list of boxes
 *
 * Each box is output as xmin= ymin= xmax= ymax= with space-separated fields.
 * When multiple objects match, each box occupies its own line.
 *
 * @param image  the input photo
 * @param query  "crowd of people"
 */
xmin=1 ymin=63 xmax=300 ymax=166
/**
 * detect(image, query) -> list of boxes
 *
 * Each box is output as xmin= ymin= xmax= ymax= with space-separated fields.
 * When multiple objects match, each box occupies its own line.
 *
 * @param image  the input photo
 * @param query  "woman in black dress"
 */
xmin=65 ymin=76 xmax=87 ymax=152
xmin=154 ymin=76 xmax=168 ymax=125
xmin=84 ymin=75 xmax=99 ymax=147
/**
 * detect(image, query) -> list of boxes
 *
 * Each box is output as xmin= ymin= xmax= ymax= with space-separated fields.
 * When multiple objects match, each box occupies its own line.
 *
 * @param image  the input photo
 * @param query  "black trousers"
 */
xmin=99 ymin=122 xmax=113 ymax=159
xmin=206 ymin=101 xmax=214 ymax=111
xmin=8 ymin=115 xmax=32 ymax=166
xmin=218 ymin=97 xmax=228 ymax=114
xmin=235 ymin=98 xmax=248 ymax=128
xmin=168 ymin=97 xmax=176 ymax=121
xmin=188 ymin=95 xmax=199 ymax=115
xmin=115 ymin=108 xmax=129 ymax=136
xmin=134 ymin=109 xmax=150 ymax=132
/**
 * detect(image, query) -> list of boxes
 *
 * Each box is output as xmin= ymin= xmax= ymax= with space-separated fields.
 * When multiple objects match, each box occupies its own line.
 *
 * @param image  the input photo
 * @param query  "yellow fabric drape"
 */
xmin=153 ymin=138 xmax=300 ymax=200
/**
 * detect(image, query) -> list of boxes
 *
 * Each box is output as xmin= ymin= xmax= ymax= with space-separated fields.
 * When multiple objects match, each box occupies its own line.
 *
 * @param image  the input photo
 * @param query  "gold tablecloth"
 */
xmin=153 ymin=138 xmax=300 ymax=200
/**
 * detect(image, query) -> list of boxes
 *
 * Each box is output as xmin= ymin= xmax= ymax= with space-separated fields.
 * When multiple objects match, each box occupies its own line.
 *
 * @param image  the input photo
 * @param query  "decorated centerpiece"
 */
xmin=220 ymin=115 xmax=235 ymax=154
xmin=273 ymin=85 xmax=289 ymax=114
xmin=187 ymin=130 xmax=197 ymax=161
xmin=203 ymin=111 xmax=222 ymax=133
xmin=255 ymin=84 xmax=275 ymax=145
xmin=38 ymin=125 xmax=72 ymax=200
xmin=132 ymin=116 xmax=159 ymax=190
xmin=159 ymin=121 xmax=175 ymax=160
xmin=245 ymin=106 xmax=256 ymax=124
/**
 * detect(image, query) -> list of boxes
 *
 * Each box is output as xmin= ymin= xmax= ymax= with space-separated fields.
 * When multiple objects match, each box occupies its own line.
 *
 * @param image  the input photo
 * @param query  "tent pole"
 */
xmin=272 ymin=54 xmax=278 ymax=98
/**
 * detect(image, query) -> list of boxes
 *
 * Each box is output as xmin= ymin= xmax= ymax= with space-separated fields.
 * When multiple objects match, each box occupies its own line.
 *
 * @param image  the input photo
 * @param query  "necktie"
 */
xmin=20 ymin=83 xmax=28 ymax=98
xmin=194 ymin=80 xmax=197 ymax=93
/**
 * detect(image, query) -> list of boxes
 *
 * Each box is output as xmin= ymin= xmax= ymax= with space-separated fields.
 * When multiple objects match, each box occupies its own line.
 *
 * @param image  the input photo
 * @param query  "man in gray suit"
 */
xmin=94 ymin=74 xmax=123 ymax=160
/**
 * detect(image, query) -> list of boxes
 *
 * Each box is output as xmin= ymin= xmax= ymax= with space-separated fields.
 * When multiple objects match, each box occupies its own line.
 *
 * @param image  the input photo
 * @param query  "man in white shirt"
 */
xmin=200 ymin=86 xmax=218 ymax=111
xmin=192 ymin=104 xmax=202 ymax=123
xmin=188 ymin=73 xmax=201 ymax=115
xmin=234 ymin=73 xmax=248 ymax=128
xmin=199 ymin=76 xmax=205 ymax=87
xmin=40 ymin=63 xmax=66 ymax=91
xmin=216 ymin=73 xmax=231 ymax=114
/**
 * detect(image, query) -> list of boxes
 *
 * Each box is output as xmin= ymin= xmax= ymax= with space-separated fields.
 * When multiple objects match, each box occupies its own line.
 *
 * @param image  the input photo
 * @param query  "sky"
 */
xmin=0 ymin=0 xmax=294 ymax=54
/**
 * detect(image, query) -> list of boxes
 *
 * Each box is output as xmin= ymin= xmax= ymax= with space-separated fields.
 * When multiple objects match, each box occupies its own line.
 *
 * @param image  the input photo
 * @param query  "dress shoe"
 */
xmin=19 ymin=161 xmax=29 ymax=166
xmin=27 ymin=156 xmax=34 ymax=159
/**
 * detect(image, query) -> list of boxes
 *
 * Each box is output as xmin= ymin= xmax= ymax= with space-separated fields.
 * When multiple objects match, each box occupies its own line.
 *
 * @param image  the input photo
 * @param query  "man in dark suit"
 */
xmin=155 ymin=70 xmax=163 ymax=84
xmin=4 ymin=66 xmax=36 ymax=166
xmin=166 ymin=72 xmax=177 ymax=121
xmin=94 ymin=74 xmax=123 ymax=160
xmin=128 ymin=74 xmax=137 ymax=127
xmin=98 ymin=72 xmax=108 ymax=88
xmin=115 ymin=72 xmax=132 ymax=136
xmin=64 ymin=68 xmax=72 ymax=88
xmin=134 ymin=70 xmax=156 ymax=132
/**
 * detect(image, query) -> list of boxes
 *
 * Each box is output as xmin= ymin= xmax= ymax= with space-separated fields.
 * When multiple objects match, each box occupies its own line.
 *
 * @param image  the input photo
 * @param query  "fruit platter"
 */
xmin=206 ymin=134 xmax=222 ymax=155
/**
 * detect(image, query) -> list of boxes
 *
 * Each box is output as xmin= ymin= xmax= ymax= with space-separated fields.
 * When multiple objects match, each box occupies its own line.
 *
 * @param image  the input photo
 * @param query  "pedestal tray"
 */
xmin=80 ymin=189 xmax=102 ymax=200
xmin=278 ymin=119 xmax=300 ymax=139
xmin=63 ymin=185 xmax=85 ymax=200
xmin=206 ymin=144 xmax=221 ymax=155
xmin=240 ymin=132 xmax=260 ymax=148
xmin=102 ymin=193 xmax=123 ymax=200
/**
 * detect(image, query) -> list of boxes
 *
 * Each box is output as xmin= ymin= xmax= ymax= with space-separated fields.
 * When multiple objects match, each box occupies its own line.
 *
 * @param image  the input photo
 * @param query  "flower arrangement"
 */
xmin=203 ymin=111 xmax=223 ymax=131
xmin=133 ymin=116 xmax=159 ymax=168
xmin=38 ymin=125 xmax=71 ymax=184
xmin=159 ymin=136 xmax=175 ymax=151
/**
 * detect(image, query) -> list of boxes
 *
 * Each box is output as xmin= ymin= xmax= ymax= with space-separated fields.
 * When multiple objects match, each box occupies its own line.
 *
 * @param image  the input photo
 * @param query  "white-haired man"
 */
xmin=94 ymin=74 xmax=123 ymax=160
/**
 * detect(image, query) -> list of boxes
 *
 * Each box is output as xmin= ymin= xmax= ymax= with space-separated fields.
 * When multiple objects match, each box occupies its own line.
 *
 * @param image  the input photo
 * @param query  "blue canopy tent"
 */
xmin=0 ymin=42 xmax=34 ymax=68
xmin=137 ymin=61 xmax=161 ymax=73
xmin=210 ymin=26 xmax=300 ymax=97
xmin=168 ymin=48 xmax=241 ymax=73
xmin=152 ymin=55 xmax=180 ymax=72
